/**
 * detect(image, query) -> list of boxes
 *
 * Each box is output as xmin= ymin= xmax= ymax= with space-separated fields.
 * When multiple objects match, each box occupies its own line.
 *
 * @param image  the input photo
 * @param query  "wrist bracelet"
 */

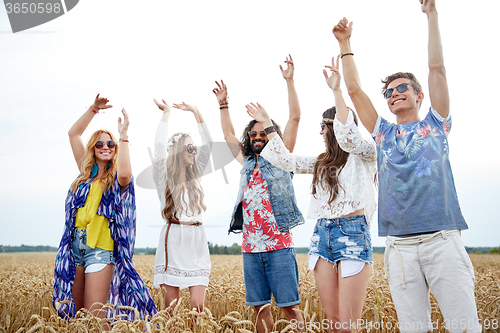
xmin=219 ymin=100 xmax=229 ymax=106
xmin=264 ymin=125 xmax=276 ymax=135
xmin=91 ymin=106 xmax=99 ymax=114
xmin=220 ymin=105 xmax=229 ymax=109
xmin=119 ymin=138 xmax=129 ymax=143
xmin=341 ymin=52 xmax=354 ymax=58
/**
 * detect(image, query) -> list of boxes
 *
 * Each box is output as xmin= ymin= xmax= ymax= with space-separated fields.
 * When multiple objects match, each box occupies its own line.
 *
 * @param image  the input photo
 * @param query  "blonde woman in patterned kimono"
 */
xmin=53 ymin=94 xmax=156 ymax=323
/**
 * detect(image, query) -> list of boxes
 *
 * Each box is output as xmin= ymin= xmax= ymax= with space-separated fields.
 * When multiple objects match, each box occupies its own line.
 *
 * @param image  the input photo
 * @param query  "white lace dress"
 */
xmin=260 ymin=110 xmax=378 ymax=226
xmin=153 ymin=122 xmax=212 ymax=289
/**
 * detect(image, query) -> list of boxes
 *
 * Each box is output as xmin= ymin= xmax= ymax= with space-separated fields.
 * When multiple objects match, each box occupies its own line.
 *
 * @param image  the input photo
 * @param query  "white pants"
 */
xmin=385 ymin=231 xmax=481 ymax=333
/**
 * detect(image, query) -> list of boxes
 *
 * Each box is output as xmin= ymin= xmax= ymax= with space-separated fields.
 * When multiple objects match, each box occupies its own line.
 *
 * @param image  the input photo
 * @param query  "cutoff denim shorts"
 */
xmin=309 ymin=215 xmax=373 ymax=266
xmin=71 ymin=228 xmax=115 ymax=268
xmin=242 ymin=247 xmax=301 ymax=307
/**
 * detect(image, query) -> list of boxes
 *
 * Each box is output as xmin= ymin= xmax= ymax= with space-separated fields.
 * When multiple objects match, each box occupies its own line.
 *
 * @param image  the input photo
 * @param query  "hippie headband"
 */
xmin=166 ymin=133 xmax=189 ymax=151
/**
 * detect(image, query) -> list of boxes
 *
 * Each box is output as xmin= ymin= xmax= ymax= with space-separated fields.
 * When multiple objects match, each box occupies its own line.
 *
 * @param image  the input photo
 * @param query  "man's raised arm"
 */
xmin=280 ymin=55 xmax=301 ymax=152
xmin=213 ymin=80 xmax=244 ymax=165
xmin=422 ymin=0 xmax=449 ymax=118
xmin=333 ymin=18 xmax=379 ymax=134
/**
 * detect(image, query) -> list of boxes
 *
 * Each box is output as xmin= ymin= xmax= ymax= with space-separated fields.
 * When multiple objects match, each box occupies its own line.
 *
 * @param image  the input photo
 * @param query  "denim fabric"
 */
xmin=229 ymin=155 xmax=304 ymax=234
xmin=71 ymin=228 xmax=115 ymax=268
xmin=242 ymin=248 xmax=300 ymax=307
xmin=308 ymin=215 xmax=373 ymax=264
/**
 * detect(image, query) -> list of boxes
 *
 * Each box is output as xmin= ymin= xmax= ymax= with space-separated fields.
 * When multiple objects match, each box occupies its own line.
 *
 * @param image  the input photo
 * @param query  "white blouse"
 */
xmin=153 ymin=121 xmax=212 ymax=222
xmin=260 ymin=110 xmax=378 ymax=226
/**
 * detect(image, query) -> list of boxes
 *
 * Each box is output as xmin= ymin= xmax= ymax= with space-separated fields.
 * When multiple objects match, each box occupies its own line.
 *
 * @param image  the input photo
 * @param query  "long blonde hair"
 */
xmin=71 ymin=130 xmax=118 ymax=193
xmin=161 ymin=133 xmax=206 ymax=221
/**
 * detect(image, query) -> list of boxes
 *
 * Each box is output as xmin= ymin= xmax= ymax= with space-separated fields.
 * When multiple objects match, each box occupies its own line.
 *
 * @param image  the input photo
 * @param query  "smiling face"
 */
xmin=94 ymin=132 xmax=116 ymax=163
xmin=250 ymin=122 xmax=268 ymax=154
xmin=182 ymin=136 xmax=196 ymax=167
xmin=386 ymin=78 xmax=424 ymax=118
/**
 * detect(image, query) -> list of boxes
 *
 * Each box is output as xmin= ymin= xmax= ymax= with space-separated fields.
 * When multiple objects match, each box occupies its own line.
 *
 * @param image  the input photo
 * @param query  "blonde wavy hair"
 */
xmin=71 ymin=130 xmax=118 ymax=193
xmin=161 ymin=133 xmax=206 ymax=221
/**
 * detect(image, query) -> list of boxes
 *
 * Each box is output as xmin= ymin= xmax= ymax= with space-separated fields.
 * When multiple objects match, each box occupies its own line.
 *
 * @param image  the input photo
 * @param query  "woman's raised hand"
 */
xmin=172 ymin=102 xmax=199 ymax=113
xmin=323 ymin=55 xmax=342 ymax=91
xmin=92 ymin=94 xmax=113 ymax=111
xmin=154 ymin=98 xmax=171 ymax=112
xmin=117 ymin=108 xmax=129 ymax=136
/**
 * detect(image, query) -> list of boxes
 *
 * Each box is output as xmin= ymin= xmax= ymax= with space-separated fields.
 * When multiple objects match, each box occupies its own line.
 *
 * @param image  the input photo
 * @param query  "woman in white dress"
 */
xmin=246 ymin=56 xmax=377 ymax=333
xmin=152 ymin=99 xmax=212 ymax=311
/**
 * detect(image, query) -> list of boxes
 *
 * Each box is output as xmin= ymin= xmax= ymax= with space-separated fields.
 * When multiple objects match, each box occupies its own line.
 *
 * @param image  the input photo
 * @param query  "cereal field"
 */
xmin=0 ymin=253 xmax=498 ymax=332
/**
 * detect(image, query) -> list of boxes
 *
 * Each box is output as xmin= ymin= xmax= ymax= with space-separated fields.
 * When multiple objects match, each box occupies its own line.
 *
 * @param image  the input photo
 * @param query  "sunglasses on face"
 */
xmin=320 ymin=122 xmax=333 ymax=131
xmin=95 ymin=140 xmax=116 ymax=149
xmin=183 ymin=144 xmax=197 ymax=153
xmin=248 ymin=131 xmax=267 ymax=139
xmin=383 ymin=83 xmax=412 ymax=99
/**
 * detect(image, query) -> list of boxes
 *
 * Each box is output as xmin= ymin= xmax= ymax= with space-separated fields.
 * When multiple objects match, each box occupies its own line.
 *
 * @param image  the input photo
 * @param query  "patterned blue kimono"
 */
xmin=52 ymin=175 xmax=157 ymax=320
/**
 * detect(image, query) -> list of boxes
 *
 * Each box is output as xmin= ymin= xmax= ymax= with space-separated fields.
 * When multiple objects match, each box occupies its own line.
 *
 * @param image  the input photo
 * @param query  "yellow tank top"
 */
xmin=75 ymin=180 xmax=114 ymax=251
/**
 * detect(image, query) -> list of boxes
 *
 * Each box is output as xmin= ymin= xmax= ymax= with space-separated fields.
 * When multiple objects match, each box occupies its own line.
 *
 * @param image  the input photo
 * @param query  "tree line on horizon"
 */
xmin=1 ymin=244 xmax=499 ymax=255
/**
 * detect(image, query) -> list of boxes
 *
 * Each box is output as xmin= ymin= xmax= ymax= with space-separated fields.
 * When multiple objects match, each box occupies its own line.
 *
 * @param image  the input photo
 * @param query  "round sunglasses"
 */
xmin=383 ymin=83 xmax=411 ymax=99
xmin=95 ymin=140 xmax=116 ymax=149
xmin=183 ymin=143 xmax=197 ymax=154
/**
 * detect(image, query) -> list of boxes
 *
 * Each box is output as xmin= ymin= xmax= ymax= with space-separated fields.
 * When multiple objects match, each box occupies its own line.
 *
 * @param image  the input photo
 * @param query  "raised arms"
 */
xmin=172 ymin=102 xmax=212 ymax=174
xmin=421 ymin=0 xmax=449 ymax=118
xmin=333 ymin=19 xmax=379 ymax=133
xmin=68 ymin=94 xmax=112 ymax=170
xmin=280 ymin=55 xmax=301 ymax=152
xmin=213 ymin=80 xmax=244 ymax=165
xmin=117 ymin=109 xmax=132 ymax=188
xmin=323 ymin=55 xmax=350 ymax=124
xmin=154 ymin=98 xmax=171 ymax=124
xmin=246 ymin=102 xmax=315 ymax=174
xmin=152 ymin=98 xmax=213 ymax=195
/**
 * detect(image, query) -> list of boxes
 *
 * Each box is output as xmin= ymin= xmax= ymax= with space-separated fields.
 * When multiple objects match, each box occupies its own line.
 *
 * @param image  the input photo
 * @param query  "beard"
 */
xmin=251 ymin=139 xmax=267 ymax=154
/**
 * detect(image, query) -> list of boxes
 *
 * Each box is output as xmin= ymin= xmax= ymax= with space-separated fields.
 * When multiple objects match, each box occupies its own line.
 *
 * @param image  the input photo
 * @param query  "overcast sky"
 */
xmin=1 ymin=0 xmax=499 ymax=249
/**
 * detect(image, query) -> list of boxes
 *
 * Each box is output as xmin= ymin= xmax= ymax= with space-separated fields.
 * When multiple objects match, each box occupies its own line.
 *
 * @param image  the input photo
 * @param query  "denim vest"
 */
xmin=228 ymin=154 xmax=304 ymax=234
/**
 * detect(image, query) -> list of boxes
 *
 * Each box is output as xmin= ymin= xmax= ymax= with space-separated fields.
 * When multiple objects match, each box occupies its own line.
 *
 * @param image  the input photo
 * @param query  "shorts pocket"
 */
xmin=339 ymin=222 xmax=364 ymax=237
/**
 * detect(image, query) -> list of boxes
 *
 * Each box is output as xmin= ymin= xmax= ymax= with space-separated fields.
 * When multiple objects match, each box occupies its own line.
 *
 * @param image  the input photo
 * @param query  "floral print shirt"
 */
xmin=373 ymin=107 xmax=468 ymax=236
xmin=242 ymin=169 xmax=293 ymax=253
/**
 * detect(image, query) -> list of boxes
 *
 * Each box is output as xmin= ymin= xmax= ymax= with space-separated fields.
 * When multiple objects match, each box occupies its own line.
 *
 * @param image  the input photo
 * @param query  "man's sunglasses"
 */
xmin=95 ymin=140 xmax=116 ymax=149
xmin=383 ymin=83 xmax=411 ymax=99
xmin=248 ymin=131 xmax=267 ymax=139
xmin=183 ymin=144 xmax=197 ymax=153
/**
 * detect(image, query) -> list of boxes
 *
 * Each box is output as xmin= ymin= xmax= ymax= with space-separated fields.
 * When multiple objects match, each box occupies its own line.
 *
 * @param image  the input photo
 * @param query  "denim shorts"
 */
xmin=71 ymin=228 xmax=115 ymax=268
xmin=309 ymin=215 xmax=372 ymax=266
xmin=242 ymin=247 xmax=300 ymax=307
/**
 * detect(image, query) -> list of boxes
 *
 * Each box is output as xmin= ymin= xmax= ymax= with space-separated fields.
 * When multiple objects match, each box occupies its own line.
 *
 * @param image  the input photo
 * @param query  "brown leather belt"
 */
xmin=163 ymin=219 xmax=202 ymax=272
